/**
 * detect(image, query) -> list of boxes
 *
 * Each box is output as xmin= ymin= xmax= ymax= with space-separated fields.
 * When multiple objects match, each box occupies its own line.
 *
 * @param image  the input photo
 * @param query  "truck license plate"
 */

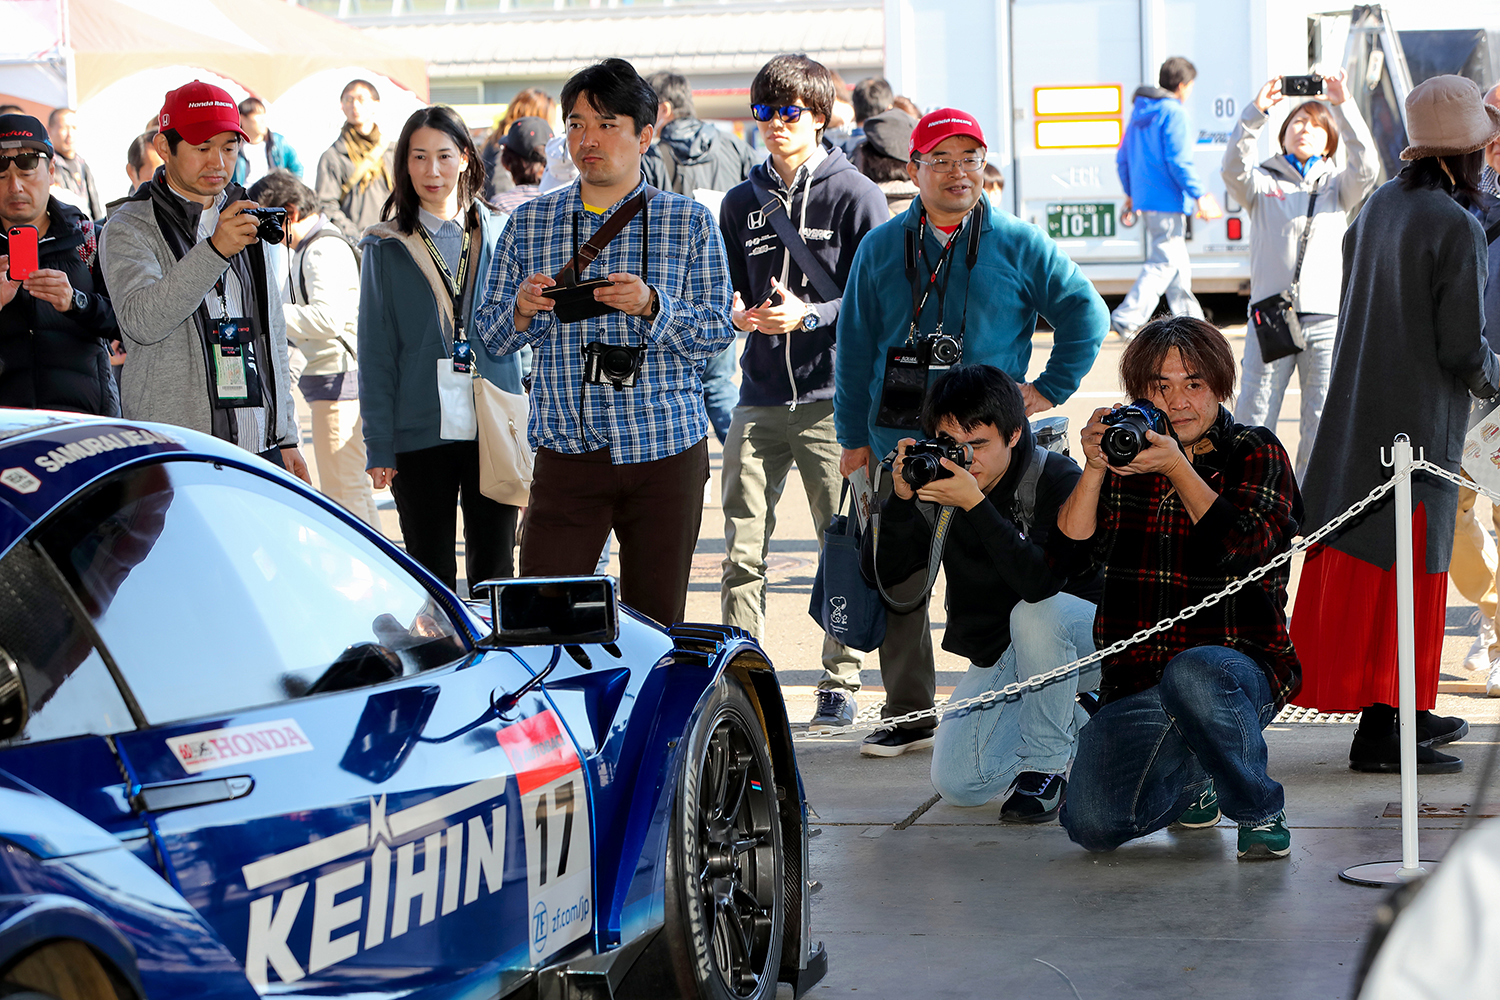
xmin=1046 ymin=202 xmax=1116 ymax=239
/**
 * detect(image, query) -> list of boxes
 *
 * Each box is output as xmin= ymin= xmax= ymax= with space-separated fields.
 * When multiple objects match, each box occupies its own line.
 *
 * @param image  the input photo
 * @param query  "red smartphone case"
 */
xmin=6 ymin=226 xmax=39 ymax=282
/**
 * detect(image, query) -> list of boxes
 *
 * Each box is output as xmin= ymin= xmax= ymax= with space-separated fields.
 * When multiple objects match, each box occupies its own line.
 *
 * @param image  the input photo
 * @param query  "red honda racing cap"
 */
xmin=158 ymin=81 xmax=248 ymax=145
xmin=910 ymin=108 xmax=987 ymax=156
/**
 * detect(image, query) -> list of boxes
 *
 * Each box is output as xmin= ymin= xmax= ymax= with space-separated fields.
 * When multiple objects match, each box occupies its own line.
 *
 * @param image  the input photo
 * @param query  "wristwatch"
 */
xmin=799 ymin=308 xmax=820 ymax=331
xmin=71 ymin=289 xmax=87 ymax=313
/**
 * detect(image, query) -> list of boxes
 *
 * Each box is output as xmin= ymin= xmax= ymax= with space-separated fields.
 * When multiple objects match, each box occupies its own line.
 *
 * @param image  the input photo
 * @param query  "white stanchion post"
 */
xmin=1392 ymin=435 xmax=1425 ymax=878
xmin=1342 ymin=434 xmax=1437 ymax=887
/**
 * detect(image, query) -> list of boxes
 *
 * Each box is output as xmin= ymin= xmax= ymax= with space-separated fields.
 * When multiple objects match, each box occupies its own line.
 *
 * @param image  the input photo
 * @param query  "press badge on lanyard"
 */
xmin=213 ymin=316 xmax=252 ymax=401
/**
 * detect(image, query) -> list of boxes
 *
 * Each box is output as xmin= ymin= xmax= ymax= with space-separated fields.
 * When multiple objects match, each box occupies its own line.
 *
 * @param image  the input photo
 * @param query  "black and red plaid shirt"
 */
xmin=1049 ymin=407 xmax=1304 ymax=708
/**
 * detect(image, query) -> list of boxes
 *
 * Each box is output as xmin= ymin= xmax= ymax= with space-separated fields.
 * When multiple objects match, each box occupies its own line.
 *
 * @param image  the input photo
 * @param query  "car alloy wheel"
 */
xmin=664 ymin=676 xmax=785 ymax=1000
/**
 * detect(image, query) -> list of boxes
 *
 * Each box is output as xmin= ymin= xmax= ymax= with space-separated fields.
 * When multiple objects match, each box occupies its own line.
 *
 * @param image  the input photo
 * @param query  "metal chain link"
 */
xmin=794 ymin=464 xmax=1415 ymax=741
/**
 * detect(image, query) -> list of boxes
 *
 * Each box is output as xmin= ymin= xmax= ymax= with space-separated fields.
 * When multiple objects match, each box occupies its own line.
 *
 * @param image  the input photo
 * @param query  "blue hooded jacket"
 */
xmin=1116 ymin=86 xmax=1203 ymax=214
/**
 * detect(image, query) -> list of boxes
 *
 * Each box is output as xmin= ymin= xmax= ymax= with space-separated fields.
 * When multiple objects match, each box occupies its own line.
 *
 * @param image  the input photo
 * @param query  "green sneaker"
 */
xmin=1237 ymin=810 xmax=1291 ymax=861
xmin=1170 ymin=782 xmax=1221 ymax=829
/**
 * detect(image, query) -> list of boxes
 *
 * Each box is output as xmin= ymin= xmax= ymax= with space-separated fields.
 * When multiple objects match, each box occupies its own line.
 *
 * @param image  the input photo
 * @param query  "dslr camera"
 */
xmin=242 ymin=207 xmax=287 ymax=245
xmin=1282 ymin=74 xmax=1324 ymax=97
xmin=582 ymin=341 xmax=644 ymax=391
xmin=1100 ymin=400 xmax=1170 ymax=466
xmin=901 ymin=438 xmax=973 ymax=489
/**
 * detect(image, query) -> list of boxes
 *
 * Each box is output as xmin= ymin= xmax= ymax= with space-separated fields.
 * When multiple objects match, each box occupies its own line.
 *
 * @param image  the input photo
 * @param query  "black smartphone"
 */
xmin=1283 ymin=74 xmax=1324 ymax=97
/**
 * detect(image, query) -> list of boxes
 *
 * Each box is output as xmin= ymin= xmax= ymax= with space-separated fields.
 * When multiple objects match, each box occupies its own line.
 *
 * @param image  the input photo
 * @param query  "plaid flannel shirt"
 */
xmin=474 ymin=178 xmax=734 ymax=464
xmin=1048 ymin=407 xmax=1304 ymax=708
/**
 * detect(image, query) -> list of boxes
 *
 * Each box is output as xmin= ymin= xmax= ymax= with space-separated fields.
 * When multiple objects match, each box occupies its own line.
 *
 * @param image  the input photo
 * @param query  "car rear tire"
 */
xmin=663 ymin=675 xmax=785 ymax=1000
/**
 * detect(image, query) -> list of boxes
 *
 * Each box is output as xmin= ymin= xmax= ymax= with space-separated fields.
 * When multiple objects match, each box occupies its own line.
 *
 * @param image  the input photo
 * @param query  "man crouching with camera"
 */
xmin=866 ymin=365 xmax=1101 ymax=822
xmin=1052 ymin=316 xmax=1303 ymax=860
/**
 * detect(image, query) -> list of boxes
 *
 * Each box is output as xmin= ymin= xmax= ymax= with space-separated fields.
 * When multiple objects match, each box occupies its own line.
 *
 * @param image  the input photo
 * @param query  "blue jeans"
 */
xmin=701 ymin=342 xmax=739 ymax=445
xmin=1060 ymin=646 xmax=1283 ymax=852
xmin=1110 ymin=211 xmax=1203 ymax=333
xmin=1232 ymin=314 xmax=1335 ymax=483
xmin=930 ymin=594 xmax=1100 ymax=807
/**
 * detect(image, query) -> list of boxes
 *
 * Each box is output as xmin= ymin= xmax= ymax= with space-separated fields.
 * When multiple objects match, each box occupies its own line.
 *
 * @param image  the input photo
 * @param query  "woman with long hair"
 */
xmin=481 ymin=88 xmax=556 ymax=199
xmin=358 ymin=105 xmax=523 ymax=592
xmin=1291 ymin=76 xmax=1500 ymax=772
xmin=1221 ymin=69 xmax=1377 ymax=480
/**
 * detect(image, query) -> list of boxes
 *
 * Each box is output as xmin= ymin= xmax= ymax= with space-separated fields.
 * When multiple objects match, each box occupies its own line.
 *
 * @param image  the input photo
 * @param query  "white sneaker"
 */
xmin=1465 ymin=613 xmax=1498 ymax=674
xmin=1488 ymin=660 xmax=1500 ymax=698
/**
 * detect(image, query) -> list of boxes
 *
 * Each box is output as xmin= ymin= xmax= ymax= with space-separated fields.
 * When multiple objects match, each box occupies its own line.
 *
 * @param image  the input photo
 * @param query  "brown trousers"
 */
xmin=521 ymin=438 xmax=709 ymax=626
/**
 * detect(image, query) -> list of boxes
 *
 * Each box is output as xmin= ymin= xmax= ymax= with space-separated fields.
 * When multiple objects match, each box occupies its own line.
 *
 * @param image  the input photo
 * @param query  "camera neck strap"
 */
xmin=903 ymin=203 xmax=983 ymax=345
xmin=1287 ymin=182 xmax=1320 ymax=300
xmin=417 ymin=219 xmax=472 ymax=341
xmin=556 ymin=185 xmax=660 ymax=288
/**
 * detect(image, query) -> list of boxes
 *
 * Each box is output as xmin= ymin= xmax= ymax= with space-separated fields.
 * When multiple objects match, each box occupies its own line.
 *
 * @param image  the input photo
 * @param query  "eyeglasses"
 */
xmin=0 ymin=152 xmax=47 ymax=174
xmin=750 ymin=104 xmax=813 ymax=124
xmin=914 ymin=154 xmax=986 ymax=174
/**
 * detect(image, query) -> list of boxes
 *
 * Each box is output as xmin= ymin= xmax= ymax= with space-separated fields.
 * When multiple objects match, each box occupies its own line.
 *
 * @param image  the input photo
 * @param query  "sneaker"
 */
xmin=1463 ymin=633 xmax=1494 ymax=674
xmin=860 ymin=726 xmax=936 ymax=757
xmin=808 ymin=690 xmax=856 ymax=732
xmin=1489 ymin=660 xmax=1500 ymax=698
xmin=1415 ymin=710 xmax=1468 ymax=747
xmin=1170 ymin=782 xmax=1221 ymax=829
xmin=1236 ymin=810 xmax=1291 ymax=861
xmin=999 ymin=772 xmax=1066 ymax=824
xmin=1349 ymin=731 xmax=1463 ymax=773
xmin=1111 ymin=324 xmax=1138 ymax=342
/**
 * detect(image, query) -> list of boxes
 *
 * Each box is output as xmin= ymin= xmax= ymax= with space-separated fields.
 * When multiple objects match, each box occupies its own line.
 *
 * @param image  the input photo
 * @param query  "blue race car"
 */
xmin=0 ymin=410 xmax=826 ymax=1000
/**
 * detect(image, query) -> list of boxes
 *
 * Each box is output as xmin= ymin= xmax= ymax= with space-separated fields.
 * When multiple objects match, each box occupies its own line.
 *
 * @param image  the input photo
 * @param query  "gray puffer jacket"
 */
xmin=1221 ymin=100 xmax=1378 ymax=314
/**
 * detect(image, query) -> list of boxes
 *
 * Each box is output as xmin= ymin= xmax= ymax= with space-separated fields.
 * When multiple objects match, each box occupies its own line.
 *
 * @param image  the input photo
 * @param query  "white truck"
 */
xmin=882 ymin=0 xmax=1500 ymax=294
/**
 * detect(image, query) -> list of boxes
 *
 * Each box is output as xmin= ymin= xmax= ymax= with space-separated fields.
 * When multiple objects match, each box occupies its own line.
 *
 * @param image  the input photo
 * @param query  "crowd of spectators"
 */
xmin=3 ymin=50 xmax=1499 ymax=867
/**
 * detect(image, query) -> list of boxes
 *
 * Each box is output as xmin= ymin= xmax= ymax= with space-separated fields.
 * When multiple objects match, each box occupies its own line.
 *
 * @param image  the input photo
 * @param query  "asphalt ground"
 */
xmin=296 ymin=300 xmax=1500 ymax=999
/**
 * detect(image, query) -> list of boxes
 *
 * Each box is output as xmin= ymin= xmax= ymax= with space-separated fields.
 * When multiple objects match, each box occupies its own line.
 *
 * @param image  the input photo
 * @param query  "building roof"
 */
xmin=351 ymin=1 xmax=883 ymax=80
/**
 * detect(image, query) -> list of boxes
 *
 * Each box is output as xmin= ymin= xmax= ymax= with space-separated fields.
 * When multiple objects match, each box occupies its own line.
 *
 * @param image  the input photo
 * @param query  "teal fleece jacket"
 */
xmin=834 ymin=195 xmax=1107 ymax=460
xmin=357 ymin=201 xmax=522 ymax=469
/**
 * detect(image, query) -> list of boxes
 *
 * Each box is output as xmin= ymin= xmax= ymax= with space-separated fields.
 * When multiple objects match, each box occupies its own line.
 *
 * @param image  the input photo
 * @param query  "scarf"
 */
xmin=340 ymin=122 xmax=392 ymax=198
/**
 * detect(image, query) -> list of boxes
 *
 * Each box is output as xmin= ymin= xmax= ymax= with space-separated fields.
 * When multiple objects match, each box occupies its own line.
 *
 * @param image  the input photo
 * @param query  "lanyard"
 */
xmin=213 ymin=274 xmax=230 ymax=320
xmin=904 ymin=203 xmax=983 ymax=346
xmin=418 ymin=220 xmax=472 ymax=340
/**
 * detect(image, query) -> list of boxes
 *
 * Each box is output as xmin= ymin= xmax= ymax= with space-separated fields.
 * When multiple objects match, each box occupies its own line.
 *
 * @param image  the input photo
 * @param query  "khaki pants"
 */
xmin=309 ymin=399 xmax=381 ymax=528
xmin=1453 ymin=482 xmax=1500 ymax=642
xmin=721 ymin=400 xmax=863 ymax=692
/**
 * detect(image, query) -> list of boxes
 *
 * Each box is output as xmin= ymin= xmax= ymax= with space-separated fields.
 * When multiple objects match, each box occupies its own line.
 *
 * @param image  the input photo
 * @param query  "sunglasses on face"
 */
xmin=0 ymin=152 xmax=47 ymax=174
xmin=750 ymin=104 xmax=813 ymax=124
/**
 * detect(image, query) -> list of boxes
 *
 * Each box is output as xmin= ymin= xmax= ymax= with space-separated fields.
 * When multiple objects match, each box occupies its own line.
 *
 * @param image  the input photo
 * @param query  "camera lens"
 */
xmin=1101 ymin=420 xmax=1147 ymax=466
xmin=930 ymin=337 xmax=961 ymax=366
xmin=257 ymin=219 xmax=284 ymax=244
xmin=902 ymin=454 xmax=943 ymax=488
xmin=600 ymin=346 xmax=636 ymax=380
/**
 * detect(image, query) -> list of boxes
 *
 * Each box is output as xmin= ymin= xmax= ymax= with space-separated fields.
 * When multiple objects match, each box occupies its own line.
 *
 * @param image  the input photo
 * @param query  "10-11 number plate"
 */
xmin=1046 ymin=202 xmax=1117 ymax=239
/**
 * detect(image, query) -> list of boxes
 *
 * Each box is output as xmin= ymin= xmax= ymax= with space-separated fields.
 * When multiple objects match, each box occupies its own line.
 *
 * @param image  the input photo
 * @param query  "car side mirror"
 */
xmin=471 ymin=576 xmax=620 ymax=647
xmin=0 ymin=647 xmax=28 ymax=742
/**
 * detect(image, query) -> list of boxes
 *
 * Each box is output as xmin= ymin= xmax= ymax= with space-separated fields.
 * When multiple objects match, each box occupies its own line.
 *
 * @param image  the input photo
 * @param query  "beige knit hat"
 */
xmin=1400 ymin=74 xmax=1500 ymax=160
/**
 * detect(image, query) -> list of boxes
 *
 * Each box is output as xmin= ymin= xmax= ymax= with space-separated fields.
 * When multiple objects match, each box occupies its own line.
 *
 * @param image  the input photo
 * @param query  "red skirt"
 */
xmin=1290 ymin=503 xmax=1447 ymax=713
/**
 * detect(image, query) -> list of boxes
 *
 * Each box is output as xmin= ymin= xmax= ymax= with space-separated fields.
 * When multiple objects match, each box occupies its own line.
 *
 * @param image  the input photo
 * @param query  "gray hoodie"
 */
xmin=1221 ymin=100 xmax=1378 ymax=314
xmin=100 ymin=180 xmax=295 ymax=452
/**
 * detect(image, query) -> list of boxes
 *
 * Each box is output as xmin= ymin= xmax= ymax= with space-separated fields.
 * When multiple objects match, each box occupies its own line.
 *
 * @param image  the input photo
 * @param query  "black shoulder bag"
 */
xmin=1249 ymin=184 xmax=1319 ymax=363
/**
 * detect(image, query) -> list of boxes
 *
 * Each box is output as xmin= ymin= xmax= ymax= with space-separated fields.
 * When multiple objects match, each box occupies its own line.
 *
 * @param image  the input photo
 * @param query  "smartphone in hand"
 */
xmin=6 ymin=226 xmax=39 ymax=282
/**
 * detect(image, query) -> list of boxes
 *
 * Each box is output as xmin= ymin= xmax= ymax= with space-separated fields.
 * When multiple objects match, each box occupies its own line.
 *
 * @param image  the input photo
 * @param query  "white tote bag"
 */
xmin=475 ymin=377 xmax=533 ymax=506
xmin=436 ymin=359 xmax=477 ymax=441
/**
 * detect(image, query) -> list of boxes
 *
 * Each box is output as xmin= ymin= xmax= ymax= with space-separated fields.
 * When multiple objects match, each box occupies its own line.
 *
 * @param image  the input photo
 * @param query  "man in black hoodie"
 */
xmin=718 ymin=54 xmax=890 ymax=730
xmin=868 ymin=365 xmax=1100 ymax=822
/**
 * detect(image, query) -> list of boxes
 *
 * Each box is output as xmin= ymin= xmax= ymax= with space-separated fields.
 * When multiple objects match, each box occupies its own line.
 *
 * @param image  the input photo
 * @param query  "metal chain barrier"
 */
xmin=794 ymin=463 xmax=1417 ymax=742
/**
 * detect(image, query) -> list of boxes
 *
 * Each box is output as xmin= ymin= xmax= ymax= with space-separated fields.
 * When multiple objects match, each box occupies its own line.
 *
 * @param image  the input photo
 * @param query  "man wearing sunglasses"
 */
xmin=835 ymin=107 xmax=1108 ymax=757
xmin=716 ymin=54 xmax=890 ymax=731
xmin=0 ymin=113 xmax=120 ymax=417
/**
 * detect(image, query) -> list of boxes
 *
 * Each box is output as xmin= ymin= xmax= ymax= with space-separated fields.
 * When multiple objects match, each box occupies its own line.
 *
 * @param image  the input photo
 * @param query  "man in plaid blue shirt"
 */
xmin=475 ymin=58 xmax=734 ymax=625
